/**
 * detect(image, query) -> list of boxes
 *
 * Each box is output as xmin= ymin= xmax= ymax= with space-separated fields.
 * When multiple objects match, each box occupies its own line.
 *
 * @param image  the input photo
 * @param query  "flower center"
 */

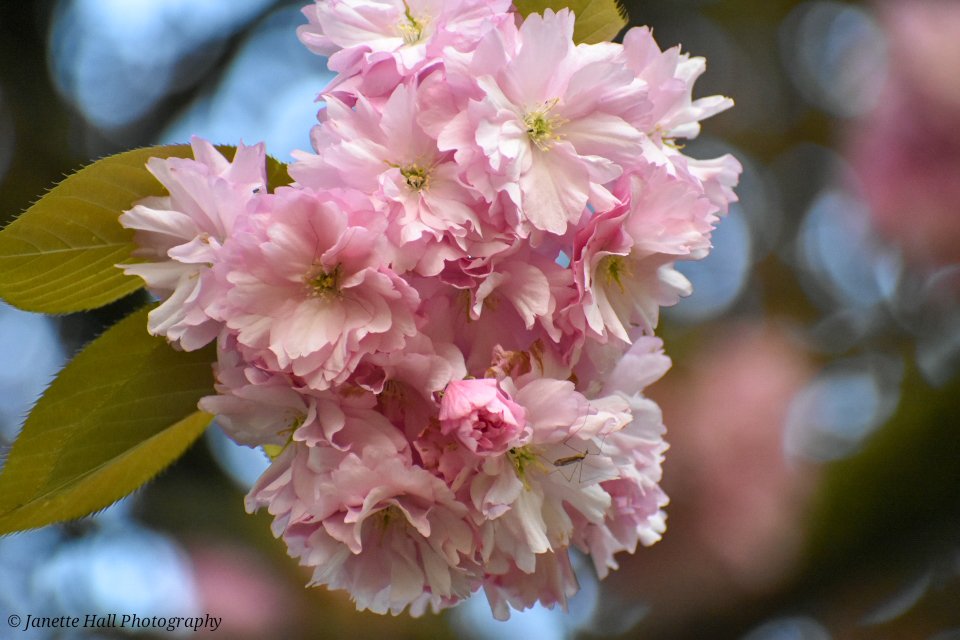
xmin=400 ymin=164 xmax=430 ymax=191
xmin=523 ymin=99 xmax=563 ymax=150
xmin=305 ymin=263 xmax=343 ymax=298
xmin=507 ymin=446 xmax=544 ymax=489
xmin=397 ymin=1 xmax=428 ymax=46
xmin=599 ymin=255 xmax=629 ymax=293
xmin=376 ymin=504 xmax=405 ymax=533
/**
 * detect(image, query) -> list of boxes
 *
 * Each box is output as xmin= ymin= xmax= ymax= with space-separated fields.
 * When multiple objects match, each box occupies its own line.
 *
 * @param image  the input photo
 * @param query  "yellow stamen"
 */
xmin=507 ymin=446 xmax=547 ymax=489
xmin=397 ymin=1 xmax=428 ymax=46
xmin=400 ymin=164 xmax=430 ymax=191
xmin=523 ymin=98 xmax=564 ymax=150
xmin=599 ymin=255 xmax=629 ymax=293
xmin=305 ymin=263 xmax=343 ymax=298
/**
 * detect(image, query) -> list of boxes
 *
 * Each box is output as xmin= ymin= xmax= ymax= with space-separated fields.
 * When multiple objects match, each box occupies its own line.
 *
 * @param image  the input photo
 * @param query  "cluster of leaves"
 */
xmin=0 ymin=0 xmax=628 ymax=536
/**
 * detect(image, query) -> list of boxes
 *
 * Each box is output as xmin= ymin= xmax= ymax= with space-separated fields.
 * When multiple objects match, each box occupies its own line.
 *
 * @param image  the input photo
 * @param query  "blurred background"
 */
xmin=1 ymin=0 xmax=959 ymax=638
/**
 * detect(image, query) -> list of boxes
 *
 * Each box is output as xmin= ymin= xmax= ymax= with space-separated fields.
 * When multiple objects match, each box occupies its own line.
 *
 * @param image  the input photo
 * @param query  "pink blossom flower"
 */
xmin=290 ymin=83 xmax=482 ymax=274
xmin=298 ymin=0 xmax=512 ymax=99
xmin=354 ymin=332 xmax=466 ymax=439
xmin=439 ymin=378 xmax=528 ymax=456
xmin=119 ymin=138 xmax=266 ymax=350
xmin=482 ymin=551 xmax=579 ymax=621
xmin=583 ymin=474 xmax=668 ymax=577
xmin=113 ymin=1 xmax=743 ymax=620
xmin=621 ymin=27 xmax=734 ymax=141
xmin=433 ymin=9 xmax=647 ymax=235
xmin=438 ymin=244 xmax=573 ymax=354
xmin=581 ymin=338 xmax=673 ymax=578
xmin=216 ymin=187 xmax=419 ymax=390
xmin=467 ymin=373 xmax=630 ymax=575
xmin=618 ymin=26 xmax=742 ymax=215
xmin=247 ymin=444 xmax=480 ymax=616
xmin=291 ymin=388 xmax=411 ymax=456
xmin=568 ymin=164 xmax=718 ymax=342
xmin=848 ymin=0 xmax=960 ymax=266
xmin=199 ymin=334 xmax=315 ymax=447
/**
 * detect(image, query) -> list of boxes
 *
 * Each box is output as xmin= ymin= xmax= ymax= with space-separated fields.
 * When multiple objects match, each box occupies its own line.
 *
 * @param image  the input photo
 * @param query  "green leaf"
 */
xmin=0 ymin=307 xmax=215 ymax=533
xmin=513 ymin=0 xmax=628 ymax=44
xmin=0 ymin=144 xmax=291 ymax=314
xmin=0 ymin=145 xmax=195 ymax=313
xmin=265 ymin=154 xmax=293 ymax=193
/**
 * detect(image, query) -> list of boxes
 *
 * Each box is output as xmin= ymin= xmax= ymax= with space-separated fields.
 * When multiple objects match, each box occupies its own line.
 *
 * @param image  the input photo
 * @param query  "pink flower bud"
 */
xmin=439 ymin=378 xmax=528 ymax=455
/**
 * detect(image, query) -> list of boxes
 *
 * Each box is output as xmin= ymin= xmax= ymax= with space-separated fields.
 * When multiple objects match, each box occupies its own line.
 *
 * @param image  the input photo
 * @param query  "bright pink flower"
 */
xmin=216 ymin=187 xmax=419 ymax=391
xmin=119 ymin=138 xmax=266 ymax=350
xmin=439 ymin=378 xmax=528 ymax=456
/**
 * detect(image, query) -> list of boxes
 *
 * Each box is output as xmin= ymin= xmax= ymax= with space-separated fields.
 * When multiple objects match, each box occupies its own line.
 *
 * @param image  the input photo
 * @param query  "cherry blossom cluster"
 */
xmin=119 ymin=0 xmax=740 ymax=619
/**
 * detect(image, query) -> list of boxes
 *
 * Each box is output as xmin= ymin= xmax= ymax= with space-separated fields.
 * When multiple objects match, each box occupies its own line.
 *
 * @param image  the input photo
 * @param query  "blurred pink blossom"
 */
xmin=190 ymin=544 xmax=296 ymax=637
xmin=602 ymin=323 xmax=819 ymax=631
xmin=849 ymin=0 xmax=960 ymax=266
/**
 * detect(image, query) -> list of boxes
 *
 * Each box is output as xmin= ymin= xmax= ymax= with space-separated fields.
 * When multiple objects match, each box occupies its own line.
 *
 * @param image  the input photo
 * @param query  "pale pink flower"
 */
xmin=568 ymin=163 xmax=718 ymax=342
xmin=290 ymin=83 xmax=482 ymax=272
xmin=298 ymin=0 xmax=512 ymax=97
xmin=619 ymin=26 xmax=742 ymax=214
xmin=291 ymin=388 xmax=411 ymax=455
xmin=434 ymin=9 xmax=647 ymax=235
xmin=199 ymin=334 xmax=315 ymax=447
xmin=413 ymin=274 xmax=560 ymax=375
xmin=468 ymin=373 xmax=630 ymax=575
xmin=439 ymin=378 xmax=528 ymax=456
xmin=482 ymin=551 xmax=579 ymax=621
xmin=582 ymin=474 xmax=668 ymax=578
xmin=686 ymin=154 xmax=743 ymax=215
xmin=621 ymin=27 xmax=734 ymax=140
xmin=119 ymin=138 xmax=266 ymax=350
xmin=216 ymin=187 xmax=419 ymax=391
xmin=200 ymin=335 xmax=413 ymax=454
xmin=439 ymin=244 xmax=573 ymax=351
xmin=587 ymin=339 xmax=672 ymax=577
xmin=353 ymin=332 xmax=467 ymax=440
xmin=247 ymin=444 xmax=480 ymax=616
